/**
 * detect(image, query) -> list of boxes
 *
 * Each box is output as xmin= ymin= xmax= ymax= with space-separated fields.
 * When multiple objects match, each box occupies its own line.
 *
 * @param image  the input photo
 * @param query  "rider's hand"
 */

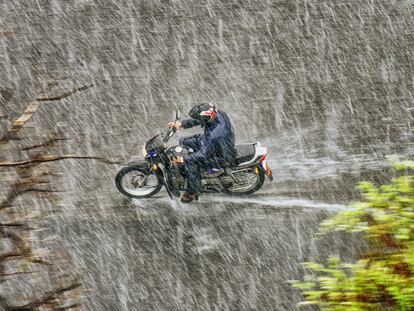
xmin=168 ymin=121 xmax=182 ymax=130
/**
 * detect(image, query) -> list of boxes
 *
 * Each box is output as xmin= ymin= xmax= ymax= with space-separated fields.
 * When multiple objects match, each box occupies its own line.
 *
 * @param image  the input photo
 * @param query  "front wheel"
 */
xmin=115 ymin=165 xmax=162 ymax=198
xmin=223 ymin=166 xmax=265 ymax=195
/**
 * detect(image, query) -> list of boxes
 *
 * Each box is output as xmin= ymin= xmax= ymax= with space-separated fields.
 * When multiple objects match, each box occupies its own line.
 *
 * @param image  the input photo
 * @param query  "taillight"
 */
xmin=260 ymin=154 xmax=273 ymax=179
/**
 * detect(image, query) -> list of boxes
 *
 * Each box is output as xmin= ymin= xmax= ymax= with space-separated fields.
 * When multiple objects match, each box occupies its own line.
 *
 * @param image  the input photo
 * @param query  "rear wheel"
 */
xmin=115 ymin=165 xmax=162 ymax=198
xmin=223 ymin=166 xmax=265 ymax=195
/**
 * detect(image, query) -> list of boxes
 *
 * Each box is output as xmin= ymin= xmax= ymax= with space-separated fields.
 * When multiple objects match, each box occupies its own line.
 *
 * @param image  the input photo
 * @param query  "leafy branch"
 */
xmin=291 ymin=162 xmax=414 ymax=310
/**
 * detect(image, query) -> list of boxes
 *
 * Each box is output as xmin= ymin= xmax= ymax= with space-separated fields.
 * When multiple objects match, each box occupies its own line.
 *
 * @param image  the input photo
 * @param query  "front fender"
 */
xmin=123 ymin=160 xmax=152 ymax=176
xmin=126 ymin=160 xmax=149 ymax=167
xmin=125 ymin=160 xmax=173 ymax=199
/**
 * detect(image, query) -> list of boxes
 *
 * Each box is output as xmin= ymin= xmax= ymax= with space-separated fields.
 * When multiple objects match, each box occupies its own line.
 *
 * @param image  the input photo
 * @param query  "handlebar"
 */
xmin=163 ymin=127 xmax=176 ymax=143
xmin=163 ymin=109 xmax=180 ymax=143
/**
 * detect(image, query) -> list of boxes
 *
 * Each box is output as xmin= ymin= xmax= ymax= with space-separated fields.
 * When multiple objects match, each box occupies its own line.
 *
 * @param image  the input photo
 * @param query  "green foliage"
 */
xmin=291 ymin=163 xmax=414 ymax=310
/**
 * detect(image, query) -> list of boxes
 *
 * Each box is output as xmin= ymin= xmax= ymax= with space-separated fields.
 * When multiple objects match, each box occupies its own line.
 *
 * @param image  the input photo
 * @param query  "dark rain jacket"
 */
xmin=181 ymin=111 xmax=236 ymax=165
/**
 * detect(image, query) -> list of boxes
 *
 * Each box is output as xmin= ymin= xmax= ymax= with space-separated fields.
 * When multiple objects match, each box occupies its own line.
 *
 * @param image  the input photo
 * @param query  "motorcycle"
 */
xmin=115 ymin=109 xmax=273 ymax=199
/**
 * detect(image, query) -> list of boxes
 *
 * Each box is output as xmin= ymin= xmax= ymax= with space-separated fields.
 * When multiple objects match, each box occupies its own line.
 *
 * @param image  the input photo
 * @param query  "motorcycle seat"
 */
xmin=209 ymin=144 xmax=257 ymax=168
xmin=233 ymin=144 xmax=256 ymax=166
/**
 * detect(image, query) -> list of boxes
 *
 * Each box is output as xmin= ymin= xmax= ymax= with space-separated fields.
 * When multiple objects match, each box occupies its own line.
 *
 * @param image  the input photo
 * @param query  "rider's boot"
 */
xmin=180 ymin=192 xmax=199 ymax=203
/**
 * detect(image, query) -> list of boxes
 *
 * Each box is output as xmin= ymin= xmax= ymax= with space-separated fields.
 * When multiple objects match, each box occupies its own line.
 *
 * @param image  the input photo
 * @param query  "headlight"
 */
xmin=172 ymin=156 xmax=184 ymax=164
xmin=142 ymin=145 xmax=147 ymax=157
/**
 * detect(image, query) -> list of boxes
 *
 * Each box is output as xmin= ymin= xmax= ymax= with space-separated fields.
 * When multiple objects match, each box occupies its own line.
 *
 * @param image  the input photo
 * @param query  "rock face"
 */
xmin=0 ymin=0 xmax=413 ymax=310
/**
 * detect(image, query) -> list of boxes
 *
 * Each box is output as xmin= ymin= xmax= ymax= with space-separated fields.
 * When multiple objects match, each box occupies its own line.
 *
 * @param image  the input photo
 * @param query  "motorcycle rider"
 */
xmin=168 ymin=103 xmax=236 ymax=203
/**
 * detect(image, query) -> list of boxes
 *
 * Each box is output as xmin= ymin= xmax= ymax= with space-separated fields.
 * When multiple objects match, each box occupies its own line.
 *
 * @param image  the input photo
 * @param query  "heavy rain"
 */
xmin=1 ymin=0 xmax=413 ymax=310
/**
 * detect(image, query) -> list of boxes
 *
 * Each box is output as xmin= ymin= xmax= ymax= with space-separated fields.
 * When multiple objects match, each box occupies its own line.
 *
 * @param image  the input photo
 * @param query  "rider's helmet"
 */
xmin=189 ymin=103 xmax=218 ymax=125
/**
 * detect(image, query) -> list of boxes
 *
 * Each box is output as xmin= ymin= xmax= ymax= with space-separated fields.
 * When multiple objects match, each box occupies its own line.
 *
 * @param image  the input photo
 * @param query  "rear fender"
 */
xmin=255 ymin=143 xmax=267 ymax=157
xmin=237 ymin=143 xmax=267 ymax=166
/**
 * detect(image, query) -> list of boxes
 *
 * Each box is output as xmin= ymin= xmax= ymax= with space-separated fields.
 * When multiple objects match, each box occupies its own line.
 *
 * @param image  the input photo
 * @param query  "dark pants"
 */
xmin=180 ymin=135 xmax=221 ymax=194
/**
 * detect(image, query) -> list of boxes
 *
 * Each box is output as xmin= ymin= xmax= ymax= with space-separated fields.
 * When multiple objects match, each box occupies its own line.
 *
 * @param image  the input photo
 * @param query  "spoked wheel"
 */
xmin=115 ymin=165 xmax=162 ymax=198
xmin=223 ymin=166 xmax=265 ymax=195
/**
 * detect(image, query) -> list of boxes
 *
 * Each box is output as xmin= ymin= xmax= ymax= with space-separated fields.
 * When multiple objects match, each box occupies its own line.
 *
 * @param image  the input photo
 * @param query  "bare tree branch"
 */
xmin=0 ymin=82 xmax=92 ymax=310
xmin=0 ymin=251 xmax=23 ymax=262
xmin=0 ymin=31 xmax=12 ymax=37
xmin=1 ymin=271 xmax=37 ymax=277
xmin=0 ymin=152 xmax=117 ymax=211
xmin=36 ymin=84 xmax=93 ymax=101
xmin=0 ymin=162 xmax=55 ymax=210
xmin=0 ymin=187 xmax=56 ymax=211
xmin=54 ymin=303 xmax=81 ymax=310
xmin=10 ymin=101 xmax=42 ymax=128
xmin=0 ymin=155 xmax=103 ymax=167
xmin=0 ymin=154 xmax=122 ymax=167
xmin=0 ymin=189 xmax=21 ymax=210
xmin=5 ymin=282 xmax=81 ymax=311
xmin=0 ymin=101 xmax=40 ymax=142
xmin=0 ymin=223 xmax=27 ymax=228
xmin=21 ymin=137 xmax=68 ymax=151
xmin=1 ymin=84 xmax=93 ymax=143
xmin=0 ymin=229 xmax=30 ymax=263
xmin=14 ymin=188 xmax=60 ymax=196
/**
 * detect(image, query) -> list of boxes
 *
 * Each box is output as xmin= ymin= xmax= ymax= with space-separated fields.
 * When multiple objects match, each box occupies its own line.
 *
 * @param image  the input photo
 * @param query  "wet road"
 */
xmin=51 ymin=190 xmax=363 ymax=311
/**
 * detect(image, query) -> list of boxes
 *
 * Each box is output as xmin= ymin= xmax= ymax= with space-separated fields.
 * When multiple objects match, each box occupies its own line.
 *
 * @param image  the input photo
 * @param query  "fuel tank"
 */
xmin=167 ymin=145 xmax=194 ymax=158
